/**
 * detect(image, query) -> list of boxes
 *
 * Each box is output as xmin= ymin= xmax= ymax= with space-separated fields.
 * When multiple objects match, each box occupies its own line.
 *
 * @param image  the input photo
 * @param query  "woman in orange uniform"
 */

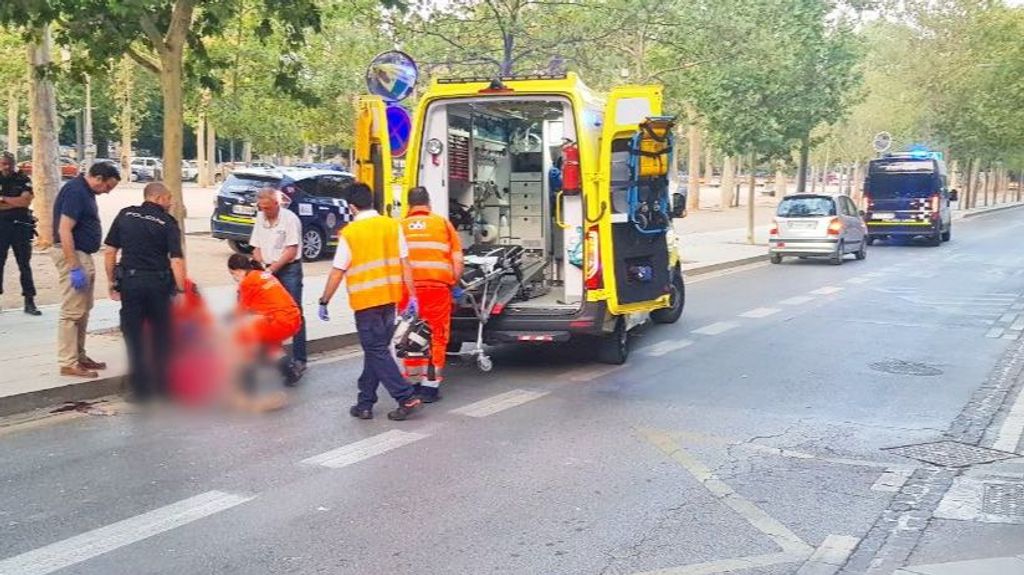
xmin=228 ymin=254 xmax=302 ymax=407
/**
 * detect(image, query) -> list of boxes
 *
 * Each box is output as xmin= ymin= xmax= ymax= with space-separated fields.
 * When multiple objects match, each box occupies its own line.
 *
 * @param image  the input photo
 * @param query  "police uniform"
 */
xmin=0 ymin=169 xmax=38 ymax=311
xmin=104 ymin=201 xmax=184 ymax=399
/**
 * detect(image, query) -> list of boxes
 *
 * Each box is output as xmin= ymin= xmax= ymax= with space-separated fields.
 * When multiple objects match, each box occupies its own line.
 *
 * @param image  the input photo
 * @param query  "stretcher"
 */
xmin=450 ymin=244 xmax=527 ymax=372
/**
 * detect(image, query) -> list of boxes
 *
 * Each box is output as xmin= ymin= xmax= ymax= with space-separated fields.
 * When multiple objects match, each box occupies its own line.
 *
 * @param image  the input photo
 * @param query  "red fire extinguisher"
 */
xmin=562 ymin=139 xmax=581 ymax=194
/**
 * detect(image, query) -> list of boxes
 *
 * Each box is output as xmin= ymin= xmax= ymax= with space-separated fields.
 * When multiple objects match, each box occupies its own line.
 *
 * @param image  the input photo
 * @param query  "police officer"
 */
xmin=0 ymin=152 xmax=41 ymax=315
xmin=103 ymin=182 xmax=186 ymax=401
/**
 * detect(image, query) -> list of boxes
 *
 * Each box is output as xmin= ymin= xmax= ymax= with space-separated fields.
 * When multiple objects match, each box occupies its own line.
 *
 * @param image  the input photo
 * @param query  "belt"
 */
xmin=276 ymin=260 xmax=302 ymax=272
xmin=125 ymin=269 xmax=170 ymax=277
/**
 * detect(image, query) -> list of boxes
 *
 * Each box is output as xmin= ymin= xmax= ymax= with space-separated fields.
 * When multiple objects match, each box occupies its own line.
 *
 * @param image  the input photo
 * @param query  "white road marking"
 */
xmin=691 ymin=322 xmax=739 ymax=336
xmin=1009 ymin=318 xmax=1024 ymax=332
xmin=872 ymin=468 xmax=914 ymax=492
xmin=795 ymin=535 xmax=861 ymax=575
xmin=999 ymin=313 xmax=1019 ymax=324
xmin=846 ymin=276 xmax=870 ymax=284
xmin=302 ymin=430 xmax=428 ymax=468
xmin=632 ymin=552 xmax=807 ymax=575
xmin=564 ymin=364 xmax=625 ymax=382
xmin=449 ymin=389 xmax=549 ymax=418
xmin=0 ymin=491 xmax=252 ymax=575
xmin=987 ymin=327 xmax=1006 ymax=339
xmin=780 ymin=295 xmax=816 ymax=306
xmin=992 ymin=384 xmax=1024 ymax=453
xmin=644 ymin=339 xmax=695 ymax=357
xmin=642 ymin=429 xmax=813 ymax=557
xmin=809 ymin=286 xmax=843 ymax=296
xmin=739 ymin=307 xmax=781 ymax=319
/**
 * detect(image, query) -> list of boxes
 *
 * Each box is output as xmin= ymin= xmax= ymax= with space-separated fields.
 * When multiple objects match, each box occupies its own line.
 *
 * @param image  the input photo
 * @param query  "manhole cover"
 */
xmin=884 ymin=441 xmax=1017 ymax=467
xmin=983 ymin=483 xmax=1024 ymax=517
xmin=869 ymin=359 xmax=943 ymax=376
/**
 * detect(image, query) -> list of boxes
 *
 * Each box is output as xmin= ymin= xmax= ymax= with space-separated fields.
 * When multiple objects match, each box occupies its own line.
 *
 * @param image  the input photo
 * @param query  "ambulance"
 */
xmin=355 ymin=73 xmax=686 ymax=365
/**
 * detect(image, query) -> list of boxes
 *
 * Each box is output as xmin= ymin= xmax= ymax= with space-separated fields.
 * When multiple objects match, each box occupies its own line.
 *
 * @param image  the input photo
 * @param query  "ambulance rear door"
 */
xmin=354 ymin=96 xmax=395 ymax=214
xmin=595 ymin=86 xmax=672 ymax=315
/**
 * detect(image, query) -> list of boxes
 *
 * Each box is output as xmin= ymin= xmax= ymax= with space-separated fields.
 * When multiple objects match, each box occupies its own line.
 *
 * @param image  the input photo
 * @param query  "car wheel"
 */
xmin=928 ymin=232 xmax=942 ymax=247
xmin=597 ymin=317 xmax=629 ymax=365
xmin=302 ymin=227 xmax=326 ymax=261
xmin=942 ymin=227 xmax=951 ymax=242
xmin=651 ymin=268 xmax=685 ymax=324
xmin=855 ymin=241 xmax=867 ymax=260
xmin=830 ymin=241 xmax=844 ymax=266
xmin=866 ymin=236 xmax=875 ymax=246
xmin=770 ymin=253 xmax=783 ymax=264
xmin=227 ymin=240 xmax=254 ymax=255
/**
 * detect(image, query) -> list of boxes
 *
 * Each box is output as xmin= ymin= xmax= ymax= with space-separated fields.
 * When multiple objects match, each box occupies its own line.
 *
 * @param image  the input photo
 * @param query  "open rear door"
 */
xmin=595 ymin=86 xmax=672 ymax=315
xmin=354 ymin=96 xmax=395 ymax=215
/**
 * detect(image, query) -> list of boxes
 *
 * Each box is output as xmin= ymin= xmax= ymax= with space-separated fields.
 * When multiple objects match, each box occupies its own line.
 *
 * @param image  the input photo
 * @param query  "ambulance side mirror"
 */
xmin=671 ymin=193 xmax=687 ymax=219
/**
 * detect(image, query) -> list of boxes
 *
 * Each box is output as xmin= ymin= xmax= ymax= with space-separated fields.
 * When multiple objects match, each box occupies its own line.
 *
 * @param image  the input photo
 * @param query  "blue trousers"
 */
xmin=354 ymin=303 xmax=414 ymax=409
xmin=274 ymin=261 xmax=307 ymax=364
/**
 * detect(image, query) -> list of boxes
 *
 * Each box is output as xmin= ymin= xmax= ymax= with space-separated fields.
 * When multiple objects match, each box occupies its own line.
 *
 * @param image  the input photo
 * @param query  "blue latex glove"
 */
xmin=404 ymin=296 xmax=419 ymax=316
xmin=318 ymin=303 xmax=330 ymax=322
xmin=69 ymin=267 xmax=88 ymax=292
xmin=452 ymin=287 xmax=465 ymax=300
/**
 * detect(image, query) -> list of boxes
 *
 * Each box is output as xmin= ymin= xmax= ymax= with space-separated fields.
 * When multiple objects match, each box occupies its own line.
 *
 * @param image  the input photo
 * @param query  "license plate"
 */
xmin=788 ymin=221 xmax=816 ymax=229
xmin=872 ymin=212 xmax=895 ymax=220
xmin=232 ymin=204 xmax=257 ymax=216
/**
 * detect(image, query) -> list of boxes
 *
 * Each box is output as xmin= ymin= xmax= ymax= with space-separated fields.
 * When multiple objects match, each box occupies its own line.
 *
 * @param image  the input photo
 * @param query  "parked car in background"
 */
xmin=248 ymin=160 xmax=276 ymax=170
xmin=182 ymin=160 xmax=199 ymax=182
xmin=130 ymin=157 xmax=163 ymax=182
xmin=18 ymin=156 xmax=80 ymax=179
xmin=769 ymin=193 xmax=868 ymax=265
xmin=210 ymin=167 xmax=355 ymax=260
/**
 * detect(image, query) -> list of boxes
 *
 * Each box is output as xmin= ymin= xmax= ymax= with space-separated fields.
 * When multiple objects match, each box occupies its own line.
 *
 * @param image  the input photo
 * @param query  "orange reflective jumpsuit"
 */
xmin=400 ymin=206 xmax=462 ymax=384
xmin=235 ymin=270 xmax=302 ymax=352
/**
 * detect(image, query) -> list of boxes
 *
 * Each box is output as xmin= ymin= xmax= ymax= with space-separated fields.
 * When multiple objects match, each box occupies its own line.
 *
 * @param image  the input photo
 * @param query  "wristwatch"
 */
xmin=318 ymin=297 xmax=328 ymax=306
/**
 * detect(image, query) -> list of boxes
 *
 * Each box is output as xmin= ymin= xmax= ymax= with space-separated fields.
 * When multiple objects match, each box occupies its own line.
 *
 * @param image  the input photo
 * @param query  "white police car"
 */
xmin=210 ymin=167 xmax=355 ymax=261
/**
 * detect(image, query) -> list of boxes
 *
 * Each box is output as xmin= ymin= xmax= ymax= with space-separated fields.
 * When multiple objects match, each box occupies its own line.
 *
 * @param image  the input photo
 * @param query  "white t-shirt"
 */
xmin=250 ymin=208 xmax=302 ymax=264
xmin=332 ymin=210 xmax=408 ymax=271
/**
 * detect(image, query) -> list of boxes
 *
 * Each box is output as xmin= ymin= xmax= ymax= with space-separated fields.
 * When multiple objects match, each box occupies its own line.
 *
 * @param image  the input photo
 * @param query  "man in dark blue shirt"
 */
xmin=0 ymin=152 xmax=40 ymax=315
xmin=51 ymin=162 xmax=120 ymax=379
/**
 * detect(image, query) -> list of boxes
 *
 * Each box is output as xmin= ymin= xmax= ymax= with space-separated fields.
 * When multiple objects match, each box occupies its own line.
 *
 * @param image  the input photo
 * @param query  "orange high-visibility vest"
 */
xmin=402 ymin=206 xmax=461 ymax=286
xmin=341 ymin=215 xmax=404 ymax=311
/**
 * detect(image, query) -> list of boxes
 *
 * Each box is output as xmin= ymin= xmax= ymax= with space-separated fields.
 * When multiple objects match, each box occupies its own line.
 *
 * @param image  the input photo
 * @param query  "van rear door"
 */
xmin=354 ymin=96 xmax=395 ymax=214
xmin=595 ymin=86 xmax=673 ymax=315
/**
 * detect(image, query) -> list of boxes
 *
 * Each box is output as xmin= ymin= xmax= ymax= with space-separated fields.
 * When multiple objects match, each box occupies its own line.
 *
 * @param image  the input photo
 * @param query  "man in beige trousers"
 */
xmin=51 ymin=162 xmax=121 ymax=378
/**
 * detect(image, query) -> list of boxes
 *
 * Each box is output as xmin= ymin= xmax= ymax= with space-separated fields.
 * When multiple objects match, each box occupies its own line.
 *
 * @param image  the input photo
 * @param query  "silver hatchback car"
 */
xmin=769 ymin=194 xmax=868 ymax=265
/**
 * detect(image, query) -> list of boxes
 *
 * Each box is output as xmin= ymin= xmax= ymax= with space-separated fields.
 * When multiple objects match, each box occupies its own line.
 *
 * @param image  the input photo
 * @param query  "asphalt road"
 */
xmin=2 ymin=208 xmax=1024 ymax=575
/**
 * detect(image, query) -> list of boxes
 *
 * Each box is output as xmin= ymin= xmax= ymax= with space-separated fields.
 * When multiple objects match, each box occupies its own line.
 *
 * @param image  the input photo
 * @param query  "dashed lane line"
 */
xmin=301 ymin=430 xmax=428 ymax=468
xmin=0 ymin=491 xmax=253 ymax=575
xmin=794 ymin=535 xmax=860 ymax=575
xmin=448 ymin=389 xmax=549 ymax=418
xmin=809 ymin=286 xmax=844 ymax=296
xmin=630 ymin=551 xmax=808 ymax=575
xmin=992 ymin=380 xmax=1024 ymax=453
xmin=691 ymin=322 xmax=739 ymax=336
xmin=846 ymin=276 xmax=871 ymax=284
xmin=739 ymin=307 xmax=781 ymax=319
xmin=643 ymin=339 xmax=695 ymax=357
xmin=780 ymin=295 xmax=816 ymax=306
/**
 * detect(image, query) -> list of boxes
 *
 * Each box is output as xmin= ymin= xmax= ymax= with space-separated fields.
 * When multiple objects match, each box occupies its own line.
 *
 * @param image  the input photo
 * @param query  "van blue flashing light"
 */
xmin=905 ymin=145 xmax=943 ymax=161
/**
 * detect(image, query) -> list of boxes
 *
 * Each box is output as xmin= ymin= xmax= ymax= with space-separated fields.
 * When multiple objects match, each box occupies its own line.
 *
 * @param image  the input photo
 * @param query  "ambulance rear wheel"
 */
xmin=651 ymin=269 xmax=685 ymax=324
xmin=598 ymin=317 xmax=629 ymax=365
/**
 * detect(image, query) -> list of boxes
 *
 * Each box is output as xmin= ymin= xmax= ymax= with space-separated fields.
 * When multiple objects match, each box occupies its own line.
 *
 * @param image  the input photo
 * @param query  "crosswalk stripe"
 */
xmin=449 ymin=389 xmax=549 ymax=418
xmin=809 ymin=286 xmax=843 ymax=296
xmin=0 ymin=491 xmax=252 ymax=575
xmin=739 ymin=307 xmax=781 ymax=319
xmin=691 ymin=321 xmax=739 ymax=336
xmin=301 ymin=430 xmax=428 ymax=468
xmin=644 ymin=339 xmax=694 ymax=357
xmin=780 ymin=295 xmax=815 ymax=306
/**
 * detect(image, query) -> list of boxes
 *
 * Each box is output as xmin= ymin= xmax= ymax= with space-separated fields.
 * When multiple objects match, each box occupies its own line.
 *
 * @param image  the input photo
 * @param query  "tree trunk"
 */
xmin=809 ymin=166 xmax=818 ymax=194
xmin=719 ymin=155 xmax=735 ymax=209
xmin=159 ymin=46 xmax=186 ymax=227
xmin=243 ymin=140 xmax=252 ymax=164
xmin=206 ymin=117 xmax=216 ymax=186
xmin=27 ymin=26 xmax=60 ymax=250
xmin=1017 ymin=170 xmax=1023 ymax=203
xmin=686 ymin=115 xmax=701 ymax=211
xmin=852 ymin=162 xmax=864 ymax=204
xmin=746 ymin=153 xmax=756 ymax=245
xmin=704 ymin=145 xmax=714 ymax=187
xmin=6 ymin=87 xmax=17 ymax=156
xmin=197 ymin=110 xmax=208 ymax=187
xmin=118 ymin=57 xmax=133 ymax=178
xmin=84 ymin=75 xmax=94 ymax=165
xmin=774 ymin=167 xmax=787 ymax=199
xmin=966 ymin=159 xmax=977 ymax=209
xmin=796 ymin=134 xmax=810 ymax=194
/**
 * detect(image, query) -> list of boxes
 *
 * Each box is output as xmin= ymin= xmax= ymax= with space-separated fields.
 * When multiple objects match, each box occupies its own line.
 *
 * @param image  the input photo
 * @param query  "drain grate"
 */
xmin=869 ymin=359 xmax=943 ymax=376
xmin=884 ymin=441 xmax=1017 ymax=467
xmin=982 ymin=483 xmax=1024 ymax=517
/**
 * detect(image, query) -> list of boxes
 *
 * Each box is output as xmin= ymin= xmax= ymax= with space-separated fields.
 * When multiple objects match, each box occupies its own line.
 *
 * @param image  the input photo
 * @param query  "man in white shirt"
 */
xmin=249 ymin=187 xmax=306 ymax=381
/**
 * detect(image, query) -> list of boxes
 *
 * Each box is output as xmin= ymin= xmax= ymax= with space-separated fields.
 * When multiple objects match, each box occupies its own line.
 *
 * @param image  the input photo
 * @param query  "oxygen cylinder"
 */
xmin=562 ymin=140 xmax=581 ymax=194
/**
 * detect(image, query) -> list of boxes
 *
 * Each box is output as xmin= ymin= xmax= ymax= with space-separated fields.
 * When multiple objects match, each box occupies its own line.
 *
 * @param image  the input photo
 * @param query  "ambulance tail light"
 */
xmin=585 ymin=224 xmax=602 ymax=291
xmin=827 ymin=217 xmax=844 ymax=236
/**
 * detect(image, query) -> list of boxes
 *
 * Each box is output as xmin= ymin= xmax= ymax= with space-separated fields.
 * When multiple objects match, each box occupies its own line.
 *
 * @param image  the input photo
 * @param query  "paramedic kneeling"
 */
xmin=317 ymin=183 xmax=423 ymax=421
xmin=401 ymin=186 xmax=463 ymax=401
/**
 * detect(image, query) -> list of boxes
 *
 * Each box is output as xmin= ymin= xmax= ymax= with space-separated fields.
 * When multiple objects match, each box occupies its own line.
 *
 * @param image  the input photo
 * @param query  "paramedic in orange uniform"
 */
xmin=400 ymin=187 xmax=463 ymax=402
xmin=228 ymin=254 xmax=302 ymax=386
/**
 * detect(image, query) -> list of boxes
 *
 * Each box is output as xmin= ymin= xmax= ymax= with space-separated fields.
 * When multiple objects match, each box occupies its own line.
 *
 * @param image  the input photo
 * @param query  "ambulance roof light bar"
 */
xmin=436 ymin=73 xmax=568 ymax=85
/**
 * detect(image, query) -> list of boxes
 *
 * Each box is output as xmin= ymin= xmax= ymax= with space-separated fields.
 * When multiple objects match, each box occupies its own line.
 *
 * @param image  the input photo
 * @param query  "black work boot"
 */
xmin=387 ymin=397 xmax=423 ymax=421
xmin=23 ymin=297 xmax=41 ymax=316
xmin=278 ymin=357 xmax=302 ymax=387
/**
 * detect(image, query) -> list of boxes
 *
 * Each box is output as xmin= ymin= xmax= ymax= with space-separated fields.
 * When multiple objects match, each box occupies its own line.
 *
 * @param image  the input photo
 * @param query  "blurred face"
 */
xmin=257 ymin=193 xmax=280 ymax=217
xmin=86 ymin=175 xmax=119 ymax=195
xmin=0 ymin=157 xmax=13 ymax=175
xmin=229 ymin=268 xmax=247 ymax=284
xmin=153 ymin=193 xmax=173 ymax=212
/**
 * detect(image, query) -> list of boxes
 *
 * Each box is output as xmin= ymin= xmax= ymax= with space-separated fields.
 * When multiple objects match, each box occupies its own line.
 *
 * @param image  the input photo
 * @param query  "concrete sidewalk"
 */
xmin=1 ymin=199 xmax=1020 ymax=417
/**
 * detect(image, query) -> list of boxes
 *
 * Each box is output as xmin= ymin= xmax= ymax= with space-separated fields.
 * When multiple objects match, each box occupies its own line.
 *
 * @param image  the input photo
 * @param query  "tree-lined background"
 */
xmin=0 ymin=0 xmax=1022 ymax=239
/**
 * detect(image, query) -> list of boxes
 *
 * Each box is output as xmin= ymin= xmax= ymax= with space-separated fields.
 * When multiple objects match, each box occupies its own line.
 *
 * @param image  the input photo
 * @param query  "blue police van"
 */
xmin=210 ymin=167 xmax=355 ymax=260
xmin=864 ymin=151 xmax=957 ymax=246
